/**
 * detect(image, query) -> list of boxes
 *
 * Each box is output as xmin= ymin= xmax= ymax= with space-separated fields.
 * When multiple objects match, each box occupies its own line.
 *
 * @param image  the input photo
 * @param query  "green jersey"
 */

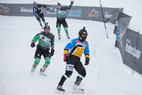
xmin=49 ymin=5 xmax=72 ymax=20
xmin=32 ymin=32 xmax=54 ymax=49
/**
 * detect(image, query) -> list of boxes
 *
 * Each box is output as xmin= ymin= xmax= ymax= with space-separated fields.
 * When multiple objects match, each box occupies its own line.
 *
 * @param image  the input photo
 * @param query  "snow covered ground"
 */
xmin=0 ymin=0 xmax=142 ymax=95
xmin=0 ymin=15 xmax=142 ymax=95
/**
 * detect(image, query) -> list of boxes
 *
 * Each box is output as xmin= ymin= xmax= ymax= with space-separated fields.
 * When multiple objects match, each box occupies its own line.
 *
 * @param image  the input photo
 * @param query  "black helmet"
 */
xmin=57 ymin=2 xmax=61 ymax=6
xmin=78 ymin=27 xmax=88 ymax=42
xmin=44 ymin=24 xmax=50 ymax=30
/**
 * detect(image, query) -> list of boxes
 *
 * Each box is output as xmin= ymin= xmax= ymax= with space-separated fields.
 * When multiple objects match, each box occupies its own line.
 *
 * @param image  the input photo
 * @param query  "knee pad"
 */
xmin=65 ymin=71 xmax=73 ymax=78
xmin=57 ymin=27 xmax=61 ymax=31
xmin=45 ymin=57 xmax=50 ymax=65
xmin=34 ymin=58 xmax=41 ymax=65
xmin=41 ymin=18 xmax=45 ymax=21
xmin=64 ymin=27 xmax=68 ymax=32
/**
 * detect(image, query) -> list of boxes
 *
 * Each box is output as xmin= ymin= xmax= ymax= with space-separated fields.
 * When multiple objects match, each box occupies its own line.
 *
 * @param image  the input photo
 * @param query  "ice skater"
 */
xmin=30 ymin=25 xmax=55 ymax=76
xmin=57 ymin=27 xmax=90 ymax=92
xmin=48 ymin=1 xmax=74 ymax=40
xmin=33 ymin=1 xmax=48 ymax=29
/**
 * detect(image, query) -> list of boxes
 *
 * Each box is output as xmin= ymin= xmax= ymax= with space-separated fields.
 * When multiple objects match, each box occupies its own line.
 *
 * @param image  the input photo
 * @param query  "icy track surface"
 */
xmin=0 ymin=16 xmax=142 ymax=95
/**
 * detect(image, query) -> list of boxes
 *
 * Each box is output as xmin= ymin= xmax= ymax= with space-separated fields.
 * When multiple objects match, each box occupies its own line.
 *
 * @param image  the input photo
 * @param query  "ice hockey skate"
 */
xmin=30 ymin=67 xmax=35 ymax=76
xmin=73 ymin=82 xmax=84 ymax=94
xmin=56 ymin=85 xmax=65 ymax=94
xmin=39 ymin=68 xmax=47 ymax=76
xmin=31 ymin=67 xmax=35 ymax=72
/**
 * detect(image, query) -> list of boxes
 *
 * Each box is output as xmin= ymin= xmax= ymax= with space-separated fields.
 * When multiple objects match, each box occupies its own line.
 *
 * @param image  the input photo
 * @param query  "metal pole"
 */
xmin=99 ymin=0 xmax=109 ymax=39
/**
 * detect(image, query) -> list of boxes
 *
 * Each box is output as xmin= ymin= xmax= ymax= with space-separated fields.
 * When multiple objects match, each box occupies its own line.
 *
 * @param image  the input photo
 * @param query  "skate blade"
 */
xmin=30 ymin=70 xmax=35 ymax=76
xmin=72 ymin=90 xmax=84 ymax=94
xmin=55 ymin=90 xmax=65 ymax=94
xmin=39 ymin=73 xmax=47 ymax=76
xmin=73 ymin=88 xmax=84 ymax=94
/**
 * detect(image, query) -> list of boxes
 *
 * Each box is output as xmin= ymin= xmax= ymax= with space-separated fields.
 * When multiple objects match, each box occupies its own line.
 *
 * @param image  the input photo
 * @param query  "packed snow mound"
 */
xmin=0 ymin=16 xmax=142 ymax=95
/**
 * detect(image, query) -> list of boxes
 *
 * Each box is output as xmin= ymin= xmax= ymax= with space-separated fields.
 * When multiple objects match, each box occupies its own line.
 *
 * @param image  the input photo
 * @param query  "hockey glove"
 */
xmin=31 ymin=42 xmax=35 ymax=48
xmin=84 ymin=57 xmax=90 ymax=65
xmin=50 ymin=48 xmax=55 ymax=57
xmin=70 ymin=1 xmax=74 ymax=7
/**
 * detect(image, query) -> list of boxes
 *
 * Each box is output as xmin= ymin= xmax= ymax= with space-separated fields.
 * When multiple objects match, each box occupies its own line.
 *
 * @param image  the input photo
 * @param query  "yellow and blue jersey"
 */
xmin=64 ymin=38 xmax=89 ymax=58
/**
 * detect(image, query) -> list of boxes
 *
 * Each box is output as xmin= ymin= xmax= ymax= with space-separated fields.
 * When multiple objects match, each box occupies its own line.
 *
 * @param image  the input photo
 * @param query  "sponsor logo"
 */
xmin=125 ymin=39 xmax=141 ymax=59
xmin=42 ymin=36 xmax=45 ymax=39
xmin=104 ymin=11 xmax=112 ymax=18
xmin=20 ymin=7 xmax=32 ymax=13
xmin=0 ymin=5 xmax=10 ymax=14
xmin=68 ymin=9 xmax=82 ymax=18
xmin=46 ymin=38 xmax=51 ymax=43
xmin=66 ymin=64 xmax=74 ymax=71
xmin=88 ymin=9 xmax=99 ymax=19
xmin=60 ymin=11 xmax=65 ymax=14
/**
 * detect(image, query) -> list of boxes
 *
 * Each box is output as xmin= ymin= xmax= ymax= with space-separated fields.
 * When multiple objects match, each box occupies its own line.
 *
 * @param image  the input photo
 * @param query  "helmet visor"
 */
xmin=81 ymin=34 xmax=87 ymax=37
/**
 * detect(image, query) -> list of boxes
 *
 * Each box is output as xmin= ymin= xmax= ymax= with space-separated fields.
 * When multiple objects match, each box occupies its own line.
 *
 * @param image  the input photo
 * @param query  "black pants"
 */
xmin=58 ymin=55 xmax=86 ymax=86
xmin=56 ymin=19 xmax=68 ymax=28
xmin=37 ymin=13 xmax=45 ymax=22
xmin=66 ymin=55 xmax=86 ymax=75
xmin=34 ymin=45 xmax=50 ymax=58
